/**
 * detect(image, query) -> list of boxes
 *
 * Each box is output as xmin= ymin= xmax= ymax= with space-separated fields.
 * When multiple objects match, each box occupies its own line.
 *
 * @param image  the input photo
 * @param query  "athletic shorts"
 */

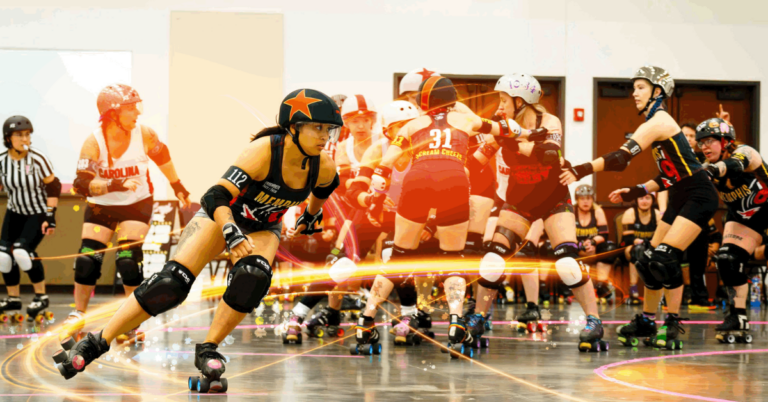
xmin=398 ymin=167 xmax=470 ymax=227
xmin=502 ymin=192 xmax=574 ymax=223
xmin=662 ymin=171 xmax=719 ymax=230
xmin=84 ymin=196 xmax=153 ymax=230
xmin=194 ymin=208 xmax=282 ymax=239
xmin=725 ymin=205 xmax=768 ymax=236
xmin=489 ymin=194 xmax=504 ymax=218
xmin=0 ymin=209 xmax=45 ymax=251
xmin=468 ymin=160 xmax=496 ymax=199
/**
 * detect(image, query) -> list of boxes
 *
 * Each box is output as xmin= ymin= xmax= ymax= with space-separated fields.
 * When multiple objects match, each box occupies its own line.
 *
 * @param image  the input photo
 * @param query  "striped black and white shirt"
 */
xmin=0 ymin=147 xmax=55 ymax=215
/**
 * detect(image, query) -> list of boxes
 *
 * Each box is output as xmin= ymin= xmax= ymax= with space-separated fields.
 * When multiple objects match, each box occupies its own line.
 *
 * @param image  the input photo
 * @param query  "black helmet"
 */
xmin=279 ymin=89 xmax=343 ymax=133
xmin=575 ymin=184 xmax=594 ymax=198
xmin=695 ymin=118 xmax=735 ymax=142
xmin=417 ymin=76 xmax=457 ymax=113
xmin=3 ymin=115 xmax=33 ymax=149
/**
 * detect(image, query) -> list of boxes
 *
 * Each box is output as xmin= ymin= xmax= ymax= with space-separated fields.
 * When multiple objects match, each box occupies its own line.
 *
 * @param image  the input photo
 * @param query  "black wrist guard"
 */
xmin=107 ymin=178 xmax=129 ymax=192
xmin=222 ymin=222 xmax=247 ymax=252
xmin=570 ymin=163 xmax=594 ymax=180
xmin=171 ymin=181 xmax=190 ymax=200
xmin=620 ymin=185 xmax=648 ymax=202
xmin=296 ymin=208 xmax=323 ymax=235
xmin=45 ymin=206 xmax=57 ymax=229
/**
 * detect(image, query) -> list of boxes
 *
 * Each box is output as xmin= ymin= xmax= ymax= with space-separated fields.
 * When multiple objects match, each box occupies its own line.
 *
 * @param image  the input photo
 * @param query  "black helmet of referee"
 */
xmin=3 ymin=115 xmax=34 ymax=149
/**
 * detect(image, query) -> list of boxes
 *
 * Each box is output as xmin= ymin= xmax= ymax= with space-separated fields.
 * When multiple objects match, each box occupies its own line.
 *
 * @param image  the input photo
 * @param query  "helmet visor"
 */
xmin=299 ymin=123 xmax=342 ymax=144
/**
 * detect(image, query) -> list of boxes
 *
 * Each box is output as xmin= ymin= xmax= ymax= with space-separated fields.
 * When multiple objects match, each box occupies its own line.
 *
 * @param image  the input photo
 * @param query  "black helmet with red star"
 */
xmin=278 ymin=88 xmax=344 ymax=160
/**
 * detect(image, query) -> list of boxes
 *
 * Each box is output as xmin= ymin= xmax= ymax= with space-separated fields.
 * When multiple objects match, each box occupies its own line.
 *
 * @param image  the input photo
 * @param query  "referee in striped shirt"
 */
xmin=0 ymin=116 xmax=60 ymax=321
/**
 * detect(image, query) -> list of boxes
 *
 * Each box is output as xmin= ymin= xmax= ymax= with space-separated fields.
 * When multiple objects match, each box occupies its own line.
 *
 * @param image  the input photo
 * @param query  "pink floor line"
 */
xmin=594 ymin=348 xmax=768 ymax=402
xmin=0 ymin=393 xmax=268 ymax=397
xmin=158 ymin=350 xmax=362 ymax=359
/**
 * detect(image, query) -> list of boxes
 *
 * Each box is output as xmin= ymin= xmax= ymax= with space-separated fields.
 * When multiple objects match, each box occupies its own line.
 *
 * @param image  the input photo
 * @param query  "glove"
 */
xmin=106 ymin=178 xmax=130 ymax=192
xmin=533 ymin=142 xmax=560 ymax=167
xmin=703 ymin=163 xmax=721 ymax=179
xmin=526 ymin=127 xmax=550 ymax=143
xmin=566 ymin=163 xmax=594 ymax=181
xmin=44 ymin=207 xmax=56 ymax=230
xmin=620 ymin=185 xmax=649 ymax=202
xmin=171 ymin=180 xmax=190 ymax=200
xmin=295 ymin=208 xmax=324 ymax=235
xmin=222 ymin=222 xmax=247 ymax=252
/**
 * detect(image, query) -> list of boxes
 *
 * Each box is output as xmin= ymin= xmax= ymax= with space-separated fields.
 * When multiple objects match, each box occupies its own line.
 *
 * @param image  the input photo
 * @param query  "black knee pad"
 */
xmin=716 ymin=244 xmax=751 ymax=287
xmin=633 ymin=242 xmax=662 ymax=290
xmin=134 ymin=261 xmax=195 ymax=316
xmin=463 ymin=232 xmax=485 ymax=256
xmin=596 ymin=241 xmax=618 ymax=264
xmin=1 ymin=261 xmax=20 ymax=287
xmin=539 ymin=240 xmax=554 ymax=260
xmin=223 ymin=255 xmax=273 ymax=313
xmin=553 ymin=242 xmax=590 ymax=288
xmin=649 ymin=243 xmax=684 ymax=289
xmin=116 ymin=240 xmax=144 ymax=287
xmin=74 ymin=239 xmax=106 ymax=286
xmin=389 ymin=245 xmax=419 ymax=262
xmin=515 ymin=241 xmax=538 ymax=258
xmin=25 ymin=254 xmax=45 ymax=284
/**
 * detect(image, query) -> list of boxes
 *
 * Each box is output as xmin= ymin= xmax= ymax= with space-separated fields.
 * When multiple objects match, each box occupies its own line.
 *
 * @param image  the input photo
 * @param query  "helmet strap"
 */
xmin=718 ymin=139 xmax=732 ymax=161
xmin=289 ymin=126 xmax=311 ymax=170
xmin=644 ymin=94 xmax=665 ymax=121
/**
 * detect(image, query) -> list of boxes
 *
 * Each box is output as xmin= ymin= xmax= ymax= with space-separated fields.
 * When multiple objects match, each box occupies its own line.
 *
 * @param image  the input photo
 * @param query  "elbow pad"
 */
xmin=73 ymin=172 xmax=94 ymax=197
xmin=201 ymin=185 xmax=233 ymax=219
xmin=45 ymin=177 xmax=62 ymax=198
xmin=723 ymin=155 xmax=748 ymax=175
xmin=148 ymin=142 xmax=172 ymax=165
xmin=312 ymin=174 xmax=340 ymax=199
xmin=533 ymin=142 xmax=561 ymax=167
xmin=597 ymin=225 xmax=609 ymax=237
xmin=343 ymin=180 xmax=369 ymax=208
xmin=602 ymin=149 xmax=633 ymax=172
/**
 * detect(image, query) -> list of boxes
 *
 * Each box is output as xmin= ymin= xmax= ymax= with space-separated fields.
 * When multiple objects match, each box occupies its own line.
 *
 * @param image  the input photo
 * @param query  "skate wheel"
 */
xmin=0 ymin=314 xmax=7 ymax=323
xmin=255 ymin=316 xmax=264 ymax=325
xmin=427 ymin=331 xmax=435 ymax=339
xmin=450 ymin=343 xmax=463 ymax=359
xmin=349 ymin=344 xmax=360 ymax=355
xmin=188 ymin=376 xmax=200 ymax=391
xmin=336 ymin=328 xmax=345 ymax=337
xmin=726 ymin=334 xmax=736 ymax=344
xmin=527 ymin=323 xmax=536 ymax=333
xmin=56 ymin=362 xmax=72 ymax=378
xmin=52 ymin=349 xmax=68 ymax=364
xmin=210 ymin=378 xmax=227 ymax=393
xmin=600 ymin=340 xmax=609 ymax=351
xmin=45 ymin=311 xmax=54 ymax=320
xmin=61 ymin=336 xmax=76 ymax=351
xmin=480 ymin=338 xmax=490 ymax=348
xmin=630 ymin=337 xmax=639 ymax=347
xmin=516 ymin=323 xmax=527 ymax=333
xmin=35 ymin=314 xmax=44 ymax=324
xmin=716 ymin=335 xmax=725 ymax=344
xmin=197 ymin=377 xmax=210 ymax=393
xmin=71 ymin=355 xmax=85 ymax=371
xmin=13 ymin=314 xmax=24 ymax=323
xmin=373 ymin=343 xmax=382 ymax=355
xmin=314 ymin=328 xmax=325 ymax=338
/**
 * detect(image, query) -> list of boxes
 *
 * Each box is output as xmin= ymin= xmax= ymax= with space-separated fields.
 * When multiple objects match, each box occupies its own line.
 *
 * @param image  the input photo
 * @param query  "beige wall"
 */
xmin=168 ymin=11 xmax=284 ymax=199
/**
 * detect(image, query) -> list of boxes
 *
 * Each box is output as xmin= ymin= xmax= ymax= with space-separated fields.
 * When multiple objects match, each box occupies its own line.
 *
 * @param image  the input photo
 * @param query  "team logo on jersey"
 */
xmin=662 ymin=177 xmax=673 ymax=188
xmin=263 ymin=182 xmax=281 ymax=193
xmin=738 ymin=207 xmax=760 ymax=219
xmin=100 ymin=165 xmax=140 ymax=179
xmin=283 ymin=89 xmax=323 ymax=120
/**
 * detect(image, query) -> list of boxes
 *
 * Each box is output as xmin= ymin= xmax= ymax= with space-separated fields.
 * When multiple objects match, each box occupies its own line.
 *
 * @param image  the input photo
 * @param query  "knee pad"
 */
xmin=716 ymin=244 xmax=751 ymax=287
xmin=223 ymin=255 xmax=273 ymax=313
xmin=329 ymin=257 xmax=357 ymax=284
xmin=381 ymin=237 xmax=395 ymax=263
xmin=539 ymin=240 xmax=554 ymax=260
xmin=596 ymin=241 xmax=618 ymax=264
xmin=74 ymin=239 xmax=106 ymax=286
xmin=11 ymin=247 xmax=33 ymax=271
xmin=493 ymin=226 xmax=521 ymax=249
xmin=1 ymin=262 xmax=20 ymax=287
xmin=478 ymin=251 xmax=505 ymax=290
xmin=135 ymin=261 xmax=195 ymax=316
xmin=116 ymin=241 xmax=144 ymax=287
xmin=463 ymin=232 xmax=485 ymax=256
xmin=24 ymin=253 xmax=45 ymax=284
xmin=649 ymin=243 xmax=684 ymax=289
xmin=0 ymin=250 xmax=13 ymax=274
xmin=553 ymin=242 xmax=590 ymax=288
xmin=633 ymin=243 xmax=662 ymax=290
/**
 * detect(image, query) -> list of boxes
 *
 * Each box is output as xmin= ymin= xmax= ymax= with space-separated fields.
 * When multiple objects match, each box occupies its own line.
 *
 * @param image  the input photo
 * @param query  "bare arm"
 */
xmin=143 ymin=126 xmax=190 ymax=207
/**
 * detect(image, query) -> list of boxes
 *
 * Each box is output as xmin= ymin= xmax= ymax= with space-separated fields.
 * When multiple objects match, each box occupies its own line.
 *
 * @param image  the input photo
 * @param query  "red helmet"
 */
xmin=97 ymin=84 xmax=142 ymax=117
xmin=341 ymin=94 xmax=377 ymax=122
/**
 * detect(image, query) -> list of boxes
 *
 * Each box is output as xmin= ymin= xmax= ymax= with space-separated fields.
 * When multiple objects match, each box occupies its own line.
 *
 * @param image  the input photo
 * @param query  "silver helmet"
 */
xmin=632 ymin=65 xmax=674 ymax=98
xmin=575 ymin=184 xmax=594 ymax=198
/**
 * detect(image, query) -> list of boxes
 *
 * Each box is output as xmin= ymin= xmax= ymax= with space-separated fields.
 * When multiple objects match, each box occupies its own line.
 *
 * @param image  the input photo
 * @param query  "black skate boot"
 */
xmin=466 ymin=313 xmax=490 ymax=349
xmin=616 ymin=314 xmax=657 ymax=347
xmin=340 ymin=295 xmax=363 ymax=321
xmin=626 ymin=285 xmax=642 ymax=305
xmin=0 ymin=296 xmax=24 ymax=323
xmin=188 ymin=343 xmax=227 ymax=393
xmin=597 ymin=282 xmax=614 ymax=305
xmin=281 ymin=312 xmax=303 ymax=344
xmin=715 ymin=306 xmax=751 ymax=344
xmin=26 ymin=294 xmax=53 ymax=323
xmin=652 ymin=314 xmax=688 ymax=350
xmin=444 ymin=314 xmax=474 ymax=359
xmin=350 ymin=315 xmax=381 ymax=355
xmin=52 ymin=330 xmax=110 ymax=379
xmin=416 ymin=308 xmax=435 ymax=338
xmin=516 ymin=302 xmax=546 ymax=333
xmin=306 ymin=307 xmax=343 ymax=338
xmin=578 ymin=315 xmax=608 ymax=352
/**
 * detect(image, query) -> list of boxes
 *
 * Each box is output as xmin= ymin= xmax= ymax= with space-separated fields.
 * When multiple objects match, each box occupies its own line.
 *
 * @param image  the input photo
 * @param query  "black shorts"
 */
xmin=469 ymin=160 xmax=496 ymax=199
xmin=399 ymin=166 xmax=470 ymax=227
xmin=0 ymin=209 xmax=45 ymax=251
xmin=725 ymin=205 xmax=768 ymax=237
xmin=84 ymin=196 xmax=154 ymax=230
xmin=662 ymin=171 xmax=719 ymax=230
xmin=489 ymin=194 xmax=504 ymax=218
xmin=503 ymin=192 xmax=574 ymax=222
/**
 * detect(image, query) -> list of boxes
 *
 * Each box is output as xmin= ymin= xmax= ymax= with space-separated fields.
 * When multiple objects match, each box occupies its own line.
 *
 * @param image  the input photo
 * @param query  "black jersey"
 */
xmin=576 ymin=209 xmax=598 ymax=242
xmin=231 ymin=134 xmax=319 ymax=231
xmin=631 ymin=206 xmax=657 ymax=241
xmin=713 ymin=146 xmax=768 ymax=220
xmin=651 ymin=131 xmax=703 ymax=189
xmin=407 ymin=112 xmax=469 ymax=170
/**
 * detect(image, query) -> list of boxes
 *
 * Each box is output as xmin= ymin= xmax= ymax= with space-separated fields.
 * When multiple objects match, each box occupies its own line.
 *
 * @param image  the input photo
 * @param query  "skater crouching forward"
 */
xmin=53 ymin=89 xmax=342 ymax=388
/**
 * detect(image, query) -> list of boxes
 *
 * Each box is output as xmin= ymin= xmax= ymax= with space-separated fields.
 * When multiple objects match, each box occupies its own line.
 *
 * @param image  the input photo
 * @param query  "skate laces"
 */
xmin=666 ymin=316 xmax=688 ymax=334
xmin=467 ymin=313 xmax=483 ymax=328
xmin=585 ymin=315 xmax=601 ymax=330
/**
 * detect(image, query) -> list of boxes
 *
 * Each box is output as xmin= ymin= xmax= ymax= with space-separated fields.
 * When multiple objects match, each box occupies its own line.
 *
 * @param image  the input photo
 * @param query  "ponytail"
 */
xmin=251 ymin=125 xmax=288 ymax=142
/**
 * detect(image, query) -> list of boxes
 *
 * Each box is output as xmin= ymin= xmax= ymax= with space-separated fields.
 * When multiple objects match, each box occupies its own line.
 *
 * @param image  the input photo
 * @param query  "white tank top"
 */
xmin=345 ymin=132 xmax=381 ymax=178
xmin=495 ymin=151 xmax=510 ymax=202
xmin=381 ymin=139 xmax=409 ymax=207
xmin=87 ymin=125 xmax=152 ymax=206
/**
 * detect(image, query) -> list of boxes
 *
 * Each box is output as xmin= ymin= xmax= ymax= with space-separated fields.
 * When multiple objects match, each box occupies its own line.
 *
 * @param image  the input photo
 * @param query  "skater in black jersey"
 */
xmin=562 ymin=65 xmax=720 ymax=350
xmin=620 ymin=193 xmax=661 ymax=305
xmin=573 ymin=184 xmax=617 ymax=304
xmin=0 ymin=116 xmax=60 ymax=324
xmin=52 ymin=89 xmax=342 ymax=392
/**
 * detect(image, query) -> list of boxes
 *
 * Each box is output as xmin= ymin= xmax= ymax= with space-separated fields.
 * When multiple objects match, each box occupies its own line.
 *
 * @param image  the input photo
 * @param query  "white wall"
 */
xmin=2 ymin=0 xmax=768 ymax=193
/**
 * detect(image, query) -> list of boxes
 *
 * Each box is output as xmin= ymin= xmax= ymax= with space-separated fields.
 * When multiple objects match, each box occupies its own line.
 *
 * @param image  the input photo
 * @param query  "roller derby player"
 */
xmin=573 ymin=184 xmax=618 ymax=305
xmin=474 ymin=73 xmax=606 ymax=353
xmin=399 ymin=67 xmax=441 ymax=106
xmin=696 ymin=117 xmax=768 ymax=345
xmin=364 ymin=76 xmax=541 ymax=358
xmin=66 ymin=84 xmax=191 ymax=344
xmin=619 ymin=193 xmax=661 ymax=305
xmin=52 ymin=89 xmax=342 ymax=393
xmin=0 ymin=116 xmax=59 ymax=324
xmin=562 ymin=65 xmax=720 ymax=351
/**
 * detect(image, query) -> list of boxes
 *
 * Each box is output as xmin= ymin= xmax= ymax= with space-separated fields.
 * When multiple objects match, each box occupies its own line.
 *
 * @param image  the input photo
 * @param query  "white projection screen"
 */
xmin=0 ymin=49 xmax=131 ymax=185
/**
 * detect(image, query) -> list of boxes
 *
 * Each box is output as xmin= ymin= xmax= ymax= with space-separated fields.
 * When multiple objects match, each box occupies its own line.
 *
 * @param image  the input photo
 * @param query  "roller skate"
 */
xmin=516 ymin=303 xmax=546 ymax=333
xmin=484 ymin=308 xmax=494 ymax=332
xmin=254 ymin=299 xmax=280 ymax=325
xmin=578 ymin=315 xmax=609 ymax=352
xmin=26 ymin=294 xmax=53 ymax=323
xmin=59 ymin=311 xmax=86 ymax=341
xmin=715 ymin=307 xmax=752 ymax=344
xmin=466 ymin=313 xmax=490 ymax=349
xmin=52 ymin=330 xmax=110 ymax=379
xmin=349 ymin=315 xmax=381 ymax=355
xmin=442 ymin=314 xmax=474 ymax=359
xmin=340 ymin=296 xmax=362 ymax=321
xmin=188 ymin=343 xmax=228 ymax=393
xmin=305 ymin=307 xmax=344 ymax=338
xmin=392 ymin=315 xmax=421 ymax=346
xmin=558 ymin=287 xmax=574 ymax=305
xmin=616 ymin=314 xmax=657 ymax=347
xmin=281 ymin=313 xmax=303 ymax=344
xmin=416 ymin=308 xmax=435 ymax=338
xmin=597 ymin=282 xmax=614 ymax=305
xmin=651 ymin=314 xmax=687 ymax=350
xmin=116 ymin=326 xmax=146 ymax=345
xmin=0 ymin=297 xmax=25 ymax=323
xmin=625 ymin=285 xmax=642 ymax=305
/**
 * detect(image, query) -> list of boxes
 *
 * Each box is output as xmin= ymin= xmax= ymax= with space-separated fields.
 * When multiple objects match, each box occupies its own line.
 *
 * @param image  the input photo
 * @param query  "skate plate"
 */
xmin=578 ymin=340 xmax=609 ymax=353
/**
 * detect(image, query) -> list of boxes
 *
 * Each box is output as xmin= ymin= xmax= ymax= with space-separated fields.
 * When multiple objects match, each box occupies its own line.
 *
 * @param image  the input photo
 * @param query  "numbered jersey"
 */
xmin=713 ymin=146 xmax=768 ymax=220
xmin=230 ymin=134 xmax=319 ymax=230
xmin=407 ymin=112 xmax=469 ymax=170
xmin=651 ymin=131 xmax=703 ymax=189
xmin=575 ymin=209 xmax=598 ymax=242
xmin=88 ymin=125 xmax=152 ymax=206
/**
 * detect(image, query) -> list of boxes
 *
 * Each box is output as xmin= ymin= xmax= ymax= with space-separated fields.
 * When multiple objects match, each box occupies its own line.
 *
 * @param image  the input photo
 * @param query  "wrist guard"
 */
xmin=296 ymin=208 xmax=324 ymax=235
xmin=222 ymin=222 xmax=247 ymax=252
xmin=171 ymin=181 xmax=190 ymax=200
xmin=569 ymin=163 xmax=594 ymax=180
xmin=45 ymin=206 xmax=57 ymax=229
xmin=620 ymin=185 xmax=648 ymax=202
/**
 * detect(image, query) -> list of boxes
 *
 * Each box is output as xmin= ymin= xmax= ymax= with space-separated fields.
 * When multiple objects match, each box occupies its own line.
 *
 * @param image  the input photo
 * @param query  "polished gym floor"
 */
xmin=0 ymin=292 xmax=764 ymax=401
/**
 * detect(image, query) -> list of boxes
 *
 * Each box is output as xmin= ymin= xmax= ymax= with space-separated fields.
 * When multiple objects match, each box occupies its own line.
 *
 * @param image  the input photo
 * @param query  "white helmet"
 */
xmin=399 ymin=68 xmax=441 ymax=95
xmin=341 ymin=94 xmax=377 ymax=122
xmin=495 ymin=73 xmax=543 ymax=105
xmin=381 ymin=101 xmax=419 ymax=128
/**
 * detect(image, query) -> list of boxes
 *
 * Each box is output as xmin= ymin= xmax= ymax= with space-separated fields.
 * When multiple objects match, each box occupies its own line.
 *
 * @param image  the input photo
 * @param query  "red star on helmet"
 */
xmin=416 ymin=68 xmax=435 ymax=81
xmin=283 ymin=89 xmax=323 ymax=120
